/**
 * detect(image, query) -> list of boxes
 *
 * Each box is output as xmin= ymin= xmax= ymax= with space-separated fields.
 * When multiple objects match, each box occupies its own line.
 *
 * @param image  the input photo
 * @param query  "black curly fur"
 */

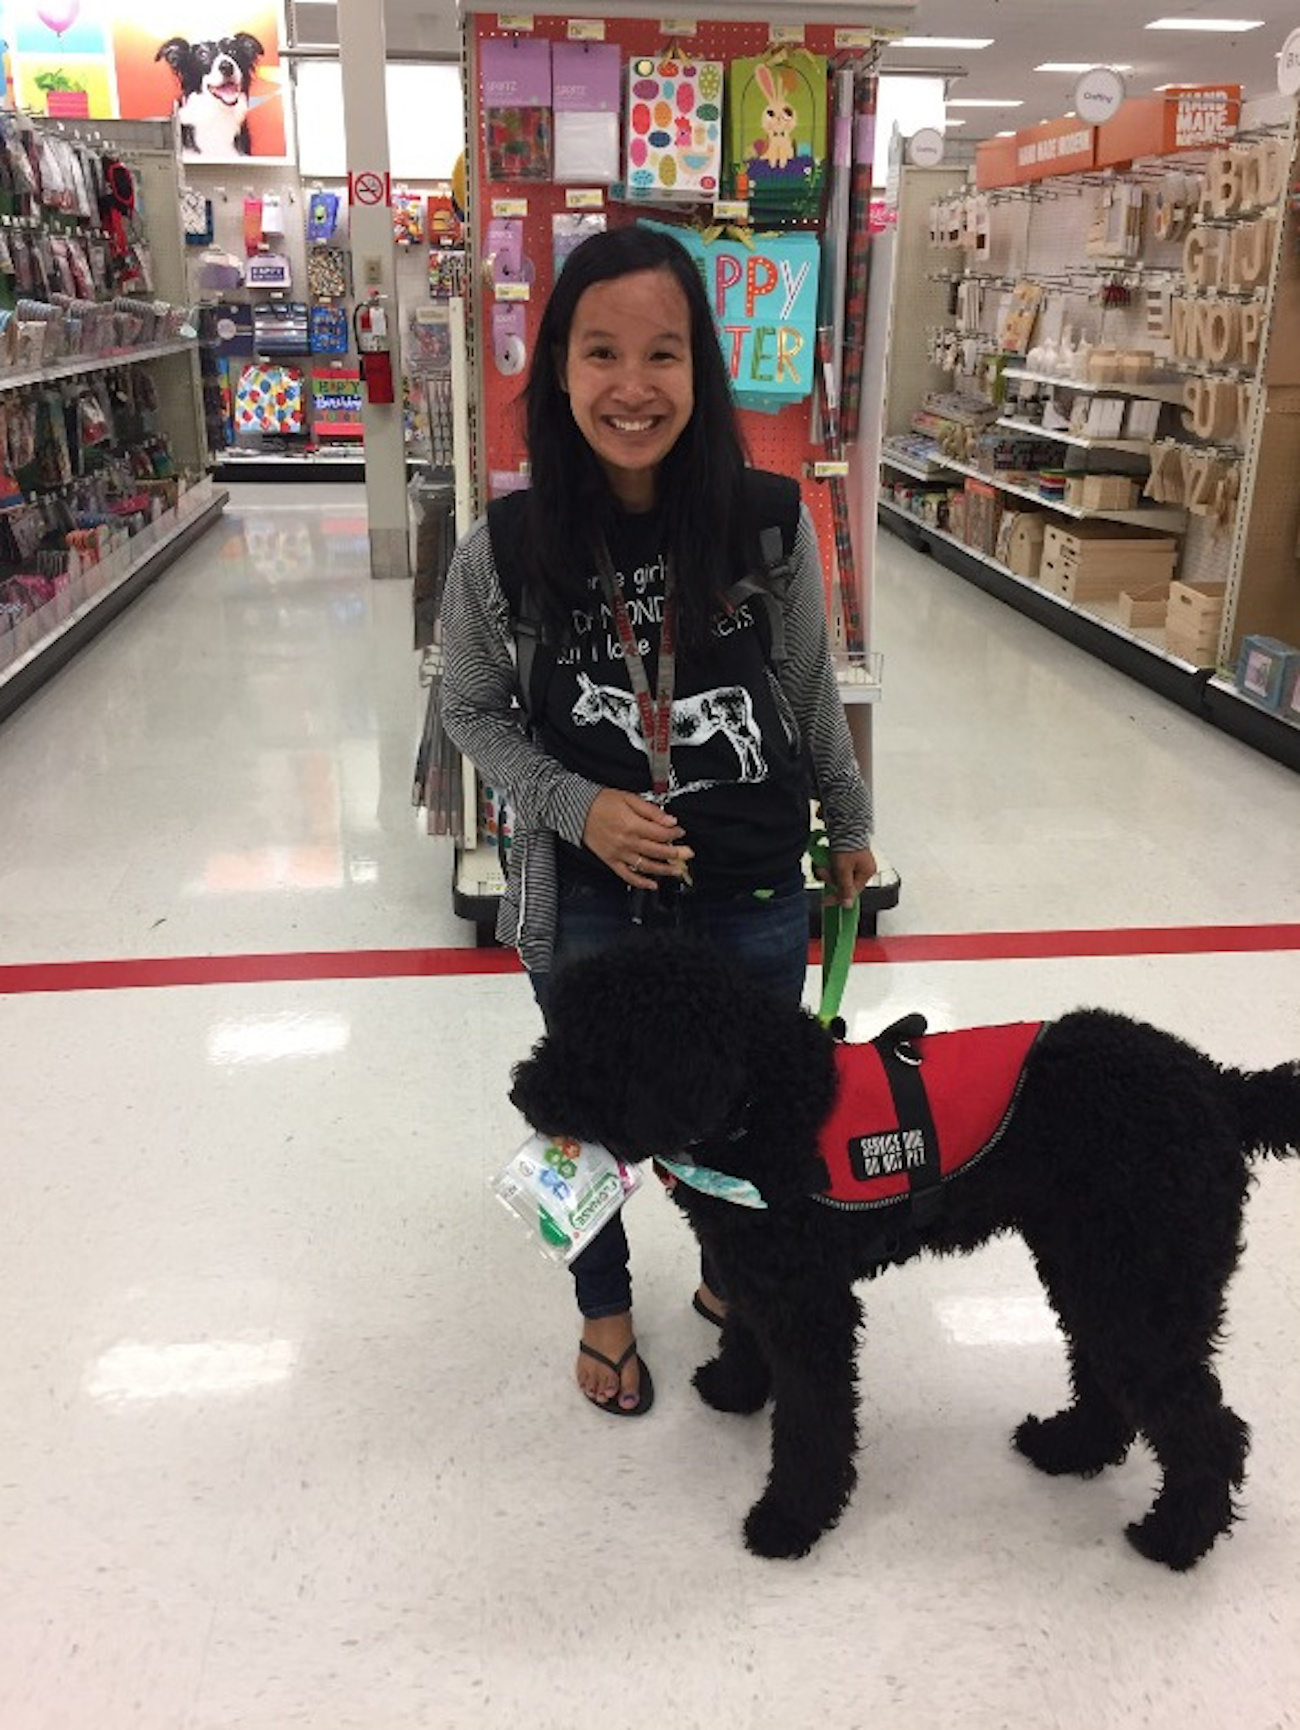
xmin=510 ymin=931 xmax=1300 ymax=1566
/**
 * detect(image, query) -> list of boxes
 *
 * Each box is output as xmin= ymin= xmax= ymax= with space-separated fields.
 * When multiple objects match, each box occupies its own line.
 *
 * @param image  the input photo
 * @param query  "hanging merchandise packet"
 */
xmin=307 ymin=191 xmax=340 ymax=244
xmin=494 ymin=1133 xmax=641 ymax=1265
xmin=726 ymin=50 xmax=829 ymax=221
xmin=480 ymin=37 xmax=553 ymax=182
xmin=551 ymin=41 xmax=621 ymax=184
xmin=624 ymin=53 xmax=723 ymax=202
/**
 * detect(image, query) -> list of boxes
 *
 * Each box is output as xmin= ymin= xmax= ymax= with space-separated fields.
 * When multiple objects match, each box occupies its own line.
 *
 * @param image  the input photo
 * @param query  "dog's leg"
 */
xmin=1016 ymin=1251 xmax=1135 ymax=1477
xmin=741 ymin=1286 xmax=862 ymax=1560
xmin=1015 ymin=1319 xmax=1134 ymax=1478
xmin=1124 ymin=1365 xmax=1250 ymax=1571
xmin=693 ymin=1313 xmax=771 ymax=1415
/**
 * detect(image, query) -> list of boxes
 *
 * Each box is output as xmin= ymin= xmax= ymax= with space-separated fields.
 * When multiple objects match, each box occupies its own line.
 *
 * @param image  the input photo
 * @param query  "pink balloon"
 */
xmin=37 ymin=1 xmax=81 ymax=35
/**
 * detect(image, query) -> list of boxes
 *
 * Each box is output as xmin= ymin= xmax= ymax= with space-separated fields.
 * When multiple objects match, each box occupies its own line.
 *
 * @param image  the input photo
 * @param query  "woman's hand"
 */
xmin=817 ymin=847 xmax=878 ymax=909
xmin=582 ymin=789 xmax=694 ymax=889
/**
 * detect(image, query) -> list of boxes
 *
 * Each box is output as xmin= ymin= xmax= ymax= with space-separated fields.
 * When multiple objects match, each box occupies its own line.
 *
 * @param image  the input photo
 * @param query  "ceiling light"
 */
xmin=995 ymin=130 xmax=1017 ymax=138
xmin=947 ymin=99 xmax=1025 ymax=108
xmin=944 ymin=118 xmax=967 ymax=126
xmin=1035 ymin=63 xmax=1133 ymax=73
xmin=890 ymin=36 xmax=995 ymax=49
xmin=1145 ymin=17 xmax=1265 ymax=32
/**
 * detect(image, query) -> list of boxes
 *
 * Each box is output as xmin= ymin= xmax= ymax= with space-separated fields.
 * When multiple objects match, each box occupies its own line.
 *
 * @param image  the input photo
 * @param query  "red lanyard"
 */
xmin=593 ymin=538 xmax=677 ymax=798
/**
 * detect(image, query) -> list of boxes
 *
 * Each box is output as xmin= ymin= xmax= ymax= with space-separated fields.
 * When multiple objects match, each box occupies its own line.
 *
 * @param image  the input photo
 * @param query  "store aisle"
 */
xmin=1 ymin=485 xmax=1298 ymax=1730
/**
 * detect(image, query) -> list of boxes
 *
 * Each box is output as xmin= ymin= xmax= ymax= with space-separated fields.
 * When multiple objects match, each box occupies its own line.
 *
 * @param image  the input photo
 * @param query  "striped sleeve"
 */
xmin=780 ymin=506 xmax=874 ymax=851
xmin=438 ymin=519 xmax=602 ymax=848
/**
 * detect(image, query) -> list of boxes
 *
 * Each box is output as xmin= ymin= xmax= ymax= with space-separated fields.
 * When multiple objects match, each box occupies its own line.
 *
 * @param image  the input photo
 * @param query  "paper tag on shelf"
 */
xmin=494 ymin=282 xmax=531 ymax=302
xmin=491 ymin=198 xmax=529 ymax=218
xmin=769 ymin=24 xmax=805 ymax=45
xmin=567 ymin=18 xmax=605 ymax=39
xmin=712 ymin=199 xmax=749 ymax=222
xmin=814 ymin=461 xmax=850 ymax=478
xmin=565 ymin=188 xmax=605 ymax=209
xmin=497 ymin=14 xmax=534 ymax=29
xmin=834 ymin=28 xmax=877 ymax=49
xmin=659 ymin=17 xmax=697 ymax=34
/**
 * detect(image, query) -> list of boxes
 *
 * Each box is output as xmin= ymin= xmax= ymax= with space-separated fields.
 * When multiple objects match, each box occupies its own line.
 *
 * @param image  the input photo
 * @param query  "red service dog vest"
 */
xmin=818 ymin=1021 xmax=1044 ymax=1211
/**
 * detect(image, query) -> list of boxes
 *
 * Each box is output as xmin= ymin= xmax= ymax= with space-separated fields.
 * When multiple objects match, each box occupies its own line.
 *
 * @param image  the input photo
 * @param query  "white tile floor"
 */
xmin=1 ymin=485 xmax=1298 ymax=1730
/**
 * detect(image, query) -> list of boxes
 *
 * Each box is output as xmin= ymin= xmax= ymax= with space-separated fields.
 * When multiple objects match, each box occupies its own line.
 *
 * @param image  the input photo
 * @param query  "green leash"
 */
xmin=808 ymin=829 xmax=860 ymax=1029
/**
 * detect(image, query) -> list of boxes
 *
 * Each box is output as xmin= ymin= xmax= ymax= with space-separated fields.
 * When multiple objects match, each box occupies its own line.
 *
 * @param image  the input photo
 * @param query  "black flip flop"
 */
xmin=692 ymin=1291 xmax=725 ymax=1329
xmin=578 ymin=1339 xmax=655 ymax=1417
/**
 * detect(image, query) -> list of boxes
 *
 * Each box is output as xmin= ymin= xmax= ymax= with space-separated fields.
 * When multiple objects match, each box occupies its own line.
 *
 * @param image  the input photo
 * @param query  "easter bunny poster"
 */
xmin=727 ymin=49 xmax=828 ymax=221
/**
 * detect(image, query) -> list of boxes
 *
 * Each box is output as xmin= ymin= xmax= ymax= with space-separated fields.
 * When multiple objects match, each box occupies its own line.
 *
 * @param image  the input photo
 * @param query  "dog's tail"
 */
xmin=1228 ymin=1058 xmax=1300 ymax=1160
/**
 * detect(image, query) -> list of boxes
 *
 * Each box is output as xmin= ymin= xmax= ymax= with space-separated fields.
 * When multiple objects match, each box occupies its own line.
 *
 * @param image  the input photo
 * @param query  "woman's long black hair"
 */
xmin=521 ymin=224 xmax=756 ymax=648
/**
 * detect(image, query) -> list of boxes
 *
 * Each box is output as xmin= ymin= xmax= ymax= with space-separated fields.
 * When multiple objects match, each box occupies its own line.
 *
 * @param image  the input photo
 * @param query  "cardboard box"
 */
xmin=1118 ymin=581 xmax=1173 ymax=626
xmin=963 ymin=477 xmax=1002 ymax=557
xmin=1235 ymin=634 xmax=1300 ymax=710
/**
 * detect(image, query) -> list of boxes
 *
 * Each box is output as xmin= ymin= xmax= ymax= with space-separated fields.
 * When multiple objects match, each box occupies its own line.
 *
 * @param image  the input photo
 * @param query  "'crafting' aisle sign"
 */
xmin=642 ymin=221 xmax=819 ymax=411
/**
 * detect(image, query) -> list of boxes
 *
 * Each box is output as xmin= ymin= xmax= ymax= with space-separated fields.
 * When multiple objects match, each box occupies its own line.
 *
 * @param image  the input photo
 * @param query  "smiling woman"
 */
xmin=439 ymin=223 xmax=876 ymax=1421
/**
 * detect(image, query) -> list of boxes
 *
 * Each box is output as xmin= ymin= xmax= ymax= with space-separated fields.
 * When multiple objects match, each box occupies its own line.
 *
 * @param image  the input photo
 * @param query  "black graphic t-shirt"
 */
xmin=538 ymin=505 xmax=809 ymax=895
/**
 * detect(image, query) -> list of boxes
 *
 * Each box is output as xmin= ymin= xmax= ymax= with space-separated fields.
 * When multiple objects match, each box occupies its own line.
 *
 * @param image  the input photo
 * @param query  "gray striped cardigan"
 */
xmin=439 ymin=504 xmax=873 ymax=973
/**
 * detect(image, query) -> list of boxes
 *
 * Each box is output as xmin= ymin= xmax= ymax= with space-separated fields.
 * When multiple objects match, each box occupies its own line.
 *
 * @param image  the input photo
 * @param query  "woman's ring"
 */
xmin=632 ymin=856 xmax=643 ymax=873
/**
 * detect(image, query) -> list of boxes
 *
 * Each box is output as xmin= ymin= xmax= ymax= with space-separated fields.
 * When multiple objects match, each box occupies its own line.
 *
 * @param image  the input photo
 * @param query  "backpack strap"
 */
xmin=486 ymin=491 xmax=556 ymax=726
xmin=721 ymin=469 xmax=801 ymax=671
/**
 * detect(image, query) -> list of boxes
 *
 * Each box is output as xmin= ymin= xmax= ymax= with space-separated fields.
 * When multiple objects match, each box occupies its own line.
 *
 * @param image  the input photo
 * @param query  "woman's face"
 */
xmin=560 ymin=267 xmax=695 ymax=510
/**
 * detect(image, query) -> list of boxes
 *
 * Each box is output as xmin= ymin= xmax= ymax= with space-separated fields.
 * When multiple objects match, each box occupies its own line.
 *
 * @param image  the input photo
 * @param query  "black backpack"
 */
xmin=486 ymin=468 xmax=801 ymax=725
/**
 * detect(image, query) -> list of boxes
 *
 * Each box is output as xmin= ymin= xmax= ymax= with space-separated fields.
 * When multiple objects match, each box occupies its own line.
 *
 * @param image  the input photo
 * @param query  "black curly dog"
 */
xmin=510 ymin=932 xmax=1300 ymax=1568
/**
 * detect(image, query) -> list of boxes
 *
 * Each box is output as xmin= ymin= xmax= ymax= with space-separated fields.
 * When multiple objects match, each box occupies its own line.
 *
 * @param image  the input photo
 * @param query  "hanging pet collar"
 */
xmin=100 ymin=159 xmax=135 ymax=258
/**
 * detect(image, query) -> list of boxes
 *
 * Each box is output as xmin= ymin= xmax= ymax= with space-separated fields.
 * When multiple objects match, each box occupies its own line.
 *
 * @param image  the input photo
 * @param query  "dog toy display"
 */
xmin=510 ymin=932 xmax=1300 ymax=1569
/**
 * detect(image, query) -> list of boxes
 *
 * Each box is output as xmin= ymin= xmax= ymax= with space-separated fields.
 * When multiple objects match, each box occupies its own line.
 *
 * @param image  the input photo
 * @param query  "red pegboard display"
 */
xmin=469 ymin=11 xmax=874 ymax=625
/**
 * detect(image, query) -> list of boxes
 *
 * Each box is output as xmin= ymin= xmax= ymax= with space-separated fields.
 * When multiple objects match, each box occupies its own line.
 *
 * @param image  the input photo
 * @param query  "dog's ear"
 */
xmin=228 ymin=32 xmax=264 ymax=71
xmin=155 ymin=37 xmax=191 ymax=73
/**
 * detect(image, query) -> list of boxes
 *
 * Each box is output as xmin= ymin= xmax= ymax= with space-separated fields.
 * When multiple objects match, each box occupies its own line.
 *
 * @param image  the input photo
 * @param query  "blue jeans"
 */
xmin=529 ymin=872 xmax=810 ymax=1319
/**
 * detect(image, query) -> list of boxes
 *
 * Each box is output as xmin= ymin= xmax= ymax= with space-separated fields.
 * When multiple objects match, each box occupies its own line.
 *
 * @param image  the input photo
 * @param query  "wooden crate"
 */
xmin=1043 ymin=518 xmax=1177 ymax=553
xmin=1063 ymin=474 xmax=1141 ymax=511
xmin=1118 ymin=581 xmax=1173 ymax=626
xmin=1165 ymin=580 xmax=1227 ymax=635
xmin=1040 ymin=558 xmax=1172 ymax=603
xmin=1166 ymin=625 xmax=1222 ymax=665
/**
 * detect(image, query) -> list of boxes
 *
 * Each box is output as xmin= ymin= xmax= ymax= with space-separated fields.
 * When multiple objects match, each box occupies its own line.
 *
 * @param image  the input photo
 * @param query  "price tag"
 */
xmin=491 ymin=198 xmax=529 ymax=218
xmin=497 ymin=14 xmax=534 ymax=29
xmin=712 ymin=199 xmax=750 ymax=222
xmin=659 ymin=17 xmax=697 ymax=33
xmin=565 ymin=188 xmax=605 ymax=209
xmin=769 ymin=24 xmax=805 ymax=45
xmin=834 ymin=28 xmax=876 ymax=49
xmin=813 ymin=461 xmax=850 ymax=478
xmin=567 ymin=18 xmax=605 ymax=39
xmin=495 ymin=282 xmax=531 ymax=301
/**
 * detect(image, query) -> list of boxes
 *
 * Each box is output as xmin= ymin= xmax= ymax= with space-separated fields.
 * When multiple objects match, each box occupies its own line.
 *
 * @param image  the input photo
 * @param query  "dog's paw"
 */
xmin=693 ymin=1355 xmax=770 ymax=1415
xmin=1013 ymin=1408 xmax=1132 ymax=1478
xmin=1124 ymin=1511 xmax=1217 ymax=1572
xmin=743 ymin=1496 xmax=822 ymax=1560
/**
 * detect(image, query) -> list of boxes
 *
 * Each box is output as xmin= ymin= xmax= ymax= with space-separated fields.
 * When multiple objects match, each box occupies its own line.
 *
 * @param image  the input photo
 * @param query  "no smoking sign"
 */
xmin=348 ymin=170 xmax=391 ymax=207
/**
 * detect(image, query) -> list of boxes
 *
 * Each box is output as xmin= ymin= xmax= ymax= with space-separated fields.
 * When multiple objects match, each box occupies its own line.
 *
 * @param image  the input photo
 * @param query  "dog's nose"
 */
xmin=216 ymin=57 xmax=235 ymax=77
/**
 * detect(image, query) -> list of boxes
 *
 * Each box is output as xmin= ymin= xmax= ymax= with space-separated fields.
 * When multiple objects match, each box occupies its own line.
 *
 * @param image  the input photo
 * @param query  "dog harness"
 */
xmin=657 ymin=1016 xmax=1044 ymax=1224
xmin=815 ymin=1017 xmax=1044 ymax=1220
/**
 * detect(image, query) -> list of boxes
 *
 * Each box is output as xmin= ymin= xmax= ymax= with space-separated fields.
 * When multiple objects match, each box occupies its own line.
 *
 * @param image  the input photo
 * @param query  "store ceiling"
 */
xmin=300 ymin=2 xmax=1299 ymax=136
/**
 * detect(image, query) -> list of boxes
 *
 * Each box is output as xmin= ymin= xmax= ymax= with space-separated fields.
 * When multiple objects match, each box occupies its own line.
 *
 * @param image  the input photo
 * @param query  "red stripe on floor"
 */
xmin=0 ymin=924 xmax=1298 ymax=995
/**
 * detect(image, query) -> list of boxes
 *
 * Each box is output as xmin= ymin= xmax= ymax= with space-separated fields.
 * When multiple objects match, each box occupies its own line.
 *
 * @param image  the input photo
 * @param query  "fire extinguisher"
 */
xmin=354 ymin=292 xmax=395 ymax=404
